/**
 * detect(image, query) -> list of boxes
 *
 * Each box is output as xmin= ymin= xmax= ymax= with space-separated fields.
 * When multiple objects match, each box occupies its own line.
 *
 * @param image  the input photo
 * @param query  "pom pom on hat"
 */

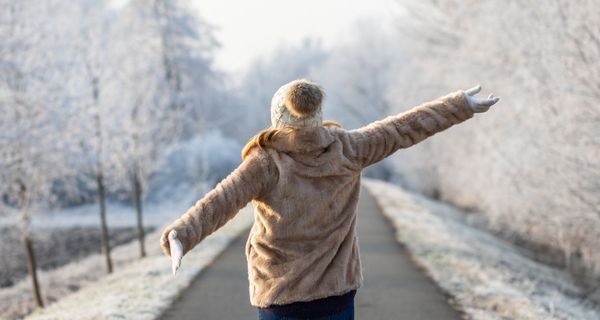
xmin=284 ymin=79 xmax=324 ymax=117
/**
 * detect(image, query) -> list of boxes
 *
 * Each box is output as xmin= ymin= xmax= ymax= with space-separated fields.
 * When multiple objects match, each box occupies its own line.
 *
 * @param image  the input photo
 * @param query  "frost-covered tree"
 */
xmin=390 ymin=0 xmax=600 ymax=283
xmin=0 ymin=0 xmax=79 ymax=307
xmin=105 ymin=0 xmax=222 ymax=257
xmin=105 ymin=0 xmax=166 ymax=259
xmin=69 ymin=0 xmax=120 ymax=274
xmin=148 ymin=0 xmax=221 ymax=138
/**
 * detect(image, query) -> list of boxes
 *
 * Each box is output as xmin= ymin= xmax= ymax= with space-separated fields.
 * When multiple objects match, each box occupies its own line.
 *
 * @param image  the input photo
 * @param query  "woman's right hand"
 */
xmin=160 ymin=226 xmax=187 ymax=275
xmin=160 ymin=219 xmax=193 ymax=274
xmin=168 ymin=230 xmax=184 ymax=274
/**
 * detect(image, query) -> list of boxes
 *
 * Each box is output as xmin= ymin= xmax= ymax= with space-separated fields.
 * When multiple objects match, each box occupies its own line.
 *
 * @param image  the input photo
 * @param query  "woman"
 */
xmin=160 ymin=79 xmax=499 ymax=319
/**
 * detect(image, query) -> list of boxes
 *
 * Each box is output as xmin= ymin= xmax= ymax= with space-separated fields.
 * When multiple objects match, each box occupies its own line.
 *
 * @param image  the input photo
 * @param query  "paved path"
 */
xmin=161 ymin=188 xmax=461 ymax=319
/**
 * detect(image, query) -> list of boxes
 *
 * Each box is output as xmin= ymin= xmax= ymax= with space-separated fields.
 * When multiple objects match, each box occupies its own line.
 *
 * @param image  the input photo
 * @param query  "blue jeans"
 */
xmin=258 ymin=304 xmax=354 ymax=320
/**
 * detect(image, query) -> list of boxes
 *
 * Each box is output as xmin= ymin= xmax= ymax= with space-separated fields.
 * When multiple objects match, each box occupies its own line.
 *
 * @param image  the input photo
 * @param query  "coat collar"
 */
xmin=269 ymin=126 xmax=336 ymax=153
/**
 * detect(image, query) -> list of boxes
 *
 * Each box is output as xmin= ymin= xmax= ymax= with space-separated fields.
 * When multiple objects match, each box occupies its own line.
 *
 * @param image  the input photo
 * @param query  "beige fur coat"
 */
xmin=161 ymin=91 xmax=473 ymax=307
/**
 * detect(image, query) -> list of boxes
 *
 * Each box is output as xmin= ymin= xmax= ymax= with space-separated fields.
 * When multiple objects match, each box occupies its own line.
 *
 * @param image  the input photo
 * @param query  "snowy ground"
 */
xmin=24 ymin=205 xmax=254 ymax=320
xmin=0 ymin=188 xmax=208 ymax=320
xmin=363 ymin=179 xmax=600 ymax=320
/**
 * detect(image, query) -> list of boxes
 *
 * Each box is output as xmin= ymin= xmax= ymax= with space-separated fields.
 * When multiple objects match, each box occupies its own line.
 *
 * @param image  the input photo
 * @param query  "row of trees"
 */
xmin=0 ymin=0 xmax=221 ymax=308
xmin=385 ymin=0 xmax=600 ymax=286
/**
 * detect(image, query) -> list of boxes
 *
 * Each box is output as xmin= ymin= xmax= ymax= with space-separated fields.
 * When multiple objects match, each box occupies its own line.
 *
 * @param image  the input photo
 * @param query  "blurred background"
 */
xmin=1 ymin=0 xmax=599 ymax=318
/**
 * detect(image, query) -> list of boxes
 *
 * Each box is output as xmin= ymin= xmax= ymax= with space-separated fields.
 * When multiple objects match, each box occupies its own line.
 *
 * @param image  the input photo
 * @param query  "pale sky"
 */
xmin=192 ymin=0 xmax=401 ymax=74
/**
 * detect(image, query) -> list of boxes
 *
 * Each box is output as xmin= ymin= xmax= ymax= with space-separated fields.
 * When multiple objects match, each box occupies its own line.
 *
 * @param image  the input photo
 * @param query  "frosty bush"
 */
xmin=384 ymin=0 xmax=600 ymax=284
xmin=148 ymin=131 xmax=241 ymax=202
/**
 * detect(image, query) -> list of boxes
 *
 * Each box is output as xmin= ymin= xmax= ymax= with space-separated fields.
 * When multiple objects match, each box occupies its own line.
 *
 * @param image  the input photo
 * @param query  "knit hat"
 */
xmin=271 ymin=79 xmax=324 ymax=129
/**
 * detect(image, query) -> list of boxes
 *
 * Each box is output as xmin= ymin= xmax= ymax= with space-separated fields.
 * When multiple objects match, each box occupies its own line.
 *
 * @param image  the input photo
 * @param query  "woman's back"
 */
xmin=246 ymin=126 xmax=364 ymax=307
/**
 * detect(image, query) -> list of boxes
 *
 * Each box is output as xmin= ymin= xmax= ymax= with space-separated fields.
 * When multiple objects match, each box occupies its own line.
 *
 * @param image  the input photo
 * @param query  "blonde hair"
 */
xmin=241 ymin=121 xmax=342 ymax=160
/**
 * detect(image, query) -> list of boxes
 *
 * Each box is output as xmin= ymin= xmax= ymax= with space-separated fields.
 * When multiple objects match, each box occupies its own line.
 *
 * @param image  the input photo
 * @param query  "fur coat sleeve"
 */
xmin=347 ymin=90 xmax=473 ymax=167
xmin=161 ymin=149 xmax=278 ymax=255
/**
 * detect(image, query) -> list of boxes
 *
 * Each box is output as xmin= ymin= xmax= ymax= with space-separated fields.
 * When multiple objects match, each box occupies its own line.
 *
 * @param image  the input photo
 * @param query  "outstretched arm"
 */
xmin=160 ymin=149 xmax=278 ymax=257
xmin=347 ymin=85 xmax=499 ymax=168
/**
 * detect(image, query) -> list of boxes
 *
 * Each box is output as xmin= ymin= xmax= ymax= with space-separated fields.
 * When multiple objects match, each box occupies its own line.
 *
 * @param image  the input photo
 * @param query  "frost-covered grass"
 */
xmin=363 ymin=179 xmax=600 ymax=320
xmin=0 ymin=187 xmax=234 ymax=320
xmin=0 ymin=225 xmax=150 ymax=288
xmin=24 ymin=205 xmax=253 ymax=320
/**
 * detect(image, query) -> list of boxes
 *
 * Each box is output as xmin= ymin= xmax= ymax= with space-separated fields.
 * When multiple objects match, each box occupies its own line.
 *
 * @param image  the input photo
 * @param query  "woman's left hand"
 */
xmin=464 ymin=85 xmax=500 ymax=113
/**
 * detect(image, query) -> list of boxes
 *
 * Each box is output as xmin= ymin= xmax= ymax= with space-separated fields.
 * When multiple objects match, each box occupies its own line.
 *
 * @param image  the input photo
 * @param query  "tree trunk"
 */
xmin=133 ymin=172 xmax=145 ymax=258
xmin=18 ymin=181 xmax=44 ymax=308
xmin=23 ymin=235 xmax=44 ymax=308
xmin=96 ymin=173 xmax=113 ymax=273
